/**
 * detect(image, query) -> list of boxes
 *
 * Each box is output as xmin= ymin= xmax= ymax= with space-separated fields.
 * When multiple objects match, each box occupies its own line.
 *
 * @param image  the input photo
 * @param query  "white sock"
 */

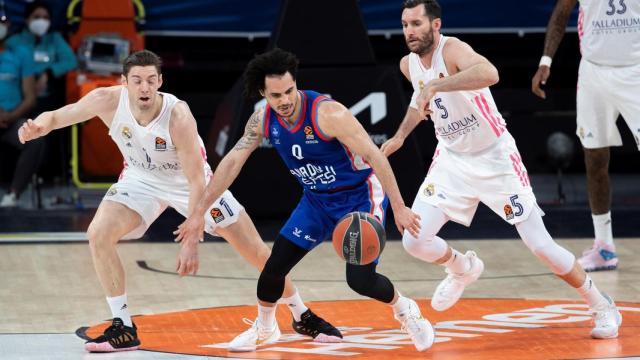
xmin=592 ymin=212 xmax=613 ymax=246
xmin=106 ymin=294 xmax=132 ymax=327
xmin=443 ymin=249 xmax=471 ymax=274
xmin=577 ymin=275 xmax=606 ymax=308
xmin=391 ymin=294 xmax=411 ymax=316
xmin=280 ymin=289 xmax=308 ymax=322
xmin=258 ymin=304 xmax=277 ymax=329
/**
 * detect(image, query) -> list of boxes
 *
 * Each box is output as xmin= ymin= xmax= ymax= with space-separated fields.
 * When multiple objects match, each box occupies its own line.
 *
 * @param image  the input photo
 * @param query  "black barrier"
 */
xmin=206 ymin=0 xmax=428 ymax=218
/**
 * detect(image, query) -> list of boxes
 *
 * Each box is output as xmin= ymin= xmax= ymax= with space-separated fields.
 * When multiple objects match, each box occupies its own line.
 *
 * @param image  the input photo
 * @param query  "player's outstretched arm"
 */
xmin=171 ymin=102 xmax=207 ymax=276
xmin=532 ymin=0 xmax=578 ymax=99
xmin=174 ymin=108 xmax=265 ymax=242
xmin=416 ymin=39 xmax=499 ymax=118
xmin=381 ymin=56 xmax=426 ymax=157
xmin=317 ymin=101 xmax=421 ymax=237
xmin=18 ymin=86 xmax=119 ymax=144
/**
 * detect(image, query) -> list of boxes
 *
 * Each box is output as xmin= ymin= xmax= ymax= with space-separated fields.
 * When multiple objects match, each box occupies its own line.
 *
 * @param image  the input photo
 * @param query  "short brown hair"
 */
xmin=123 ymin=50 xmax=162 ymax=76
xmin=403 ymin=0 xmax=442 ymax=20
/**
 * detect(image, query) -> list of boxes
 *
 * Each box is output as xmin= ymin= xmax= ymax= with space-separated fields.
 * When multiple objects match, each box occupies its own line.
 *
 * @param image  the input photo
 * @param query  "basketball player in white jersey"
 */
xmin=532 ymin=0 xmax=640 ymax=272
xmin=17 ymin=50 xmax=340 ymax=352
xmin=381 ymin=0 xmax=621 ymax=339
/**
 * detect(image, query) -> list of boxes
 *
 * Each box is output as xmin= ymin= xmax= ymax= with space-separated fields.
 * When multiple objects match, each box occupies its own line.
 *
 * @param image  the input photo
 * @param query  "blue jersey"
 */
xmin=263 ymin=90 xmax=373 ymax=193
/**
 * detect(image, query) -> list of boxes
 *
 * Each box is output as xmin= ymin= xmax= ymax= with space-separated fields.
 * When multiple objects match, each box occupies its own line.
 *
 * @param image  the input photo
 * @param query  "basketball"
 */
xmin=332 ymin=212 xmax=386 ymax=265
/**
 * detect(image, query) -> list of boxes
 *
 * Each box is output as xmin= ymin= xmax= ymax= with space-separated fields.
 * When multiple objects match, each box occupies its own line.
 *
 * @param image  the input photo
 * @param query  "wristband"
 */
xmin=539 ymin=55 xmax=552 ymax=67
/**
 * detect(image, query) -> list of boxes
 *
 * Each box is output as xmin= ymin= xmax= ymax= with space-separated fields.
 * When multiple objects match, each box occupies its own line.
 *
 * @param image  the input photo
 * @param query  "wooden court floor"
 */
xmin=0 ymin=238 xmax=639 ymax=359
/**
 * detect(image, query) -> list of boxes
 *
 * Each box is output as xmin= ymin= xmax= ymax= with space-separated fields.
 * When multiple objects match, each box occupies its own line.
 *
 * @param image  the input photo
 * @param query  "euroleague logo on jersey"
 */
xmin=304 ymin=125 xmax=318 ymax=144
xmin=155 ymin=137 xmax=167 ymax=151
xmin=81 ymin=299 xmax=640 ymax=359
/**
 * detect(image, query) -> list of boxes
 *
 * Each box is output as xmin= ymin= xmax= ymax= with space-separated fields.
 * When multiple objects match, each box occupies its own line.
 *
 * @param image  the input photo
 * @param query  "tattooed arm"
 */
xmin=174 ymin=108 xmax=264 ymax=247
xmin=532 ymin=0 xmax=578 ymax=98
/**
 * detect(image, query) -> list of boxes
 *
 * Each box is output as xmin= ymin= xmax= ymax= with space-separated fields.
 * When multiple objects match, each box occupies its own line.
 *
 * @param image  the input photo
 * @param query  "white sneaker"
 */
xmin=394 ymin=298 xmax=435 ymax=352
xmin=0 ymin=193 xmax=17 ymax=208
xmin=228 ymin=318 xmax=281 ymax=352
xmin=591 ymin=293 xmax=622 ymax=339
xmin=431 ymin=251 xmax=484 ymax=311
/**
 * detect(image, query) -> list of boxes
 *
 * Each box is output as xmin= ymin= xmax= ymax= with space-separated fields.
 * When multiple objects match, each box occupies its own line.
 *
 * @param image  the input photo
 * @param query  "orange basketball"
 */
xmin=332 ymin=212 xmax=386 ymax=265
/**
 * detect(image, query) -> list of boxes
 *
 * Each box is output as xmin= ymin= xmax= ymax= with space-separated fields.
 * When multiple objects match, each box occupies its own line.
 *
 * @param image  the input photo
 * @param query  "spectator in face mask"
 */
xmin=7 ymin=1 xmax=77 ymax=102
xmin=0 ymin=8 xmax=39 ymax=207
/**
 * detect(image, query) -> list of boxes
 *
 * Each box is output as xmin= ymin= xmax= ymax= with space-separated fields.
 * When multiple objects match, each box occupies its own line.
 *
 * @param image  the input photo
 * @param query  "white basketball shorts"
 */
xmin=577 ymin=59 xmax=640 ymax=150
xmin=102 ymin=172 xmax=243 ymax=240
xmin=414 ymin=132 xmax=544 ymax=226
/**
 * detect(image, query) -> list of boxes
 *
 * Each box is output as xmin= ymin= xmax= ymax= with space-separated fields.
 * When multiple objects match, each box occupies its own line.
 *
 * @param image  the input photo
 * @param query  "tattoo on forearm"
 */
xmin=233 ymin=109 xmax=262 ymax=151
xmin=544 ymin=3 xmax=574 ymax=57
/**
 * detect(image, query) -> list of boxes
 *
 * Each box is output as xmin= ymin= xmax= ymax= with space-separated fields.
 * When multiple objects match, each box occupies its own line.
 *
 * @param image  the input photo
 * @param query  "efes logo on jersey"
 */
xmin=122 ymin=127 xmax=132 ymax=140
xmin=504 ymin=204 xmax=514 ymax=220
xmin=424 ymin=183 xmax=435 ymax=197
xmin=155 ymin=137 xmax=167 ymax=151
xmin=210 ymin=208 xmax=225 ymax=223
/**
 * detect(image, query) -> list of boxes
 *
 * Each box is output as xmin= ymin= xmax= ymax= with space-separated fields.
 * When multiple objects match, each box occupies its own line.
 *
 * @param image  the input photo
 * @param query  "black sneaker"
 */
xmin=292 ymin=309 xmax=343 ymax=342
xmin=84 ymin=318 xmax=141 ymax=352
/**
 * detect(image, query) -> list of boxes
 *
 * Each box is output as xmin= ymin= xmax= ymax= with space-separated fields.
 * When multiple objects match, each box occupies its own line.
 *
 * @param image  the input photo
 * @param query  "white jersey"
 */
xmin=108 ymin=87 xmax=211 ymax=186
xmin=408 ymin=35 xmax=507 ymax=153
xmin=578 ymin=0 xmax=640 ymax=66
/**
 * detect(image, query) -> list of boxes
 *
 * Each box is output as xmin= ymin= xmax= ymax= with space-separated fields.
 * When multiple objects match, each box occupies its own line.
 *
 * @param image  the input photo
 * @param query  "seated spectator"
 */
xmin=7 ymin=0 xmax=77 ymax=110
xmin=0 ymin=12 xmax=39 ymax=207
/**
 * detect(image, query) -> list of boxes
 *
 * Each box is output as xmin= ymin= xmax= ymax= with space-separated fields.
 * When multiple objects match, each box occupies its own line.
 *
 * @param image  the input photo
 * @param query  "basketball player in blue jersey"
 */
xmin=175 ymin=48 xmax=434 ymax=352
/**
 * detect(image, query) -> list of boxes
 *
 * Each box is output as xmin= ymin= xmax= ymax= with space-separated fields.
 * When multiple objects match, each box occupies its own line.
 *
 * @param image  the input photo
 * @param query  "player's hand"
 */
xmin=380 ymin=136 xmax=405 ymax=157
xmin=176 ymin=241 xmax=199 ymax=276
xmin=532 ymin=65 xmax=551 ymax=99
xmin=173 ymin=215 xmax=205 ymax=244
xmin=416 ymin=83 xmax=436 ymax=119
xmin=18 ymin=119 xmax=47 ymax=144
xmin=393 ymin=206 xmax=421 ymax=238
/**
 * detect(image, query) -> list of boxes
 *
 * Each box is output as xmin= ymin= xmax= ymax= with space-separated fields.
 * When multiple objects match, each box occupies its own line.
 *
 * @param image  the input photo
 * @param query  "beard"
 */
xmin=406 ymin=28 xmax=435 ymax=56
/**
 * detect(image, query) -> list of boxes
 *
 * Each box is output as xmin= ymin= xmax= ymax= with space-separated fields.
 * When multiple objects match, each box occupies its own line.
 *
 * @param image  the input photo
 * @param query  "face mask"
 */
xmin=28 ymin=18 xmax=50 ymax=37
xmin=0 ymin=24 xmax=7 ymax=40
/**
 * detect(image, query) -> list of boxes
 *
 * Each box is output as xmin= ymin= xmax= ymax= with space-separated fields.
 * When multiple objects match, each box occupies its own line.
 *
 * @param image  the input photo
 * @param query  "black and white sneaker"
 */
xmin=84 ymin=318 xmax=140 ymax=352
xmin=292 ymin=309 xmax=342 ymax=342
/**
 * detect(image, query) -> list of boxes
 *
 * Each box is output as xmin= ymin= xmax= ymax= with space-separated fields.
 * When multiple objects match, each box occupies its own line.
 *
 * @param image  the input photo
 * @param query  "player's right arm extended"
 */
xmin=193 ymin=108 xmax=264 ymax=217
xmin=18 ymin=87 xmax=116 ymax=144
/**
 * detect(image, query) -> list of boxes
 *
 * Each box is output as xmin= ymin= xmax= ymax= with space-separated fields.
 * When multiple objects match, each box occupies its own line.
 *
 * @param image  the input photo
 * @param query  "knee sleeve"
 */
xmin=516 ymin=211 xmax=575 ymax=275
xmin=346 ymin=263 xmax=395 ymax=303
xmin=257 ymin=235 xmax=308 ymax=303
xmin=402 ymin=202 xmax=449 ymax=263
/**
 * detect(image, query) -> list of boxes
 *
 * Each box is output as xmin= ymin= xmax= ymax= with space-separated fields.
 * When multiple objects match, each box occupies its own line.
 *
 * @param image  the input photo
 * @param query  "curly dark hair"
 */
xmin=402 ymin=0 xmax=441 ymax=20
xmin=123 ymin=50 xmax=162 ymax=76
xmin=243 ymin=48 xmax=299 ymax=98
